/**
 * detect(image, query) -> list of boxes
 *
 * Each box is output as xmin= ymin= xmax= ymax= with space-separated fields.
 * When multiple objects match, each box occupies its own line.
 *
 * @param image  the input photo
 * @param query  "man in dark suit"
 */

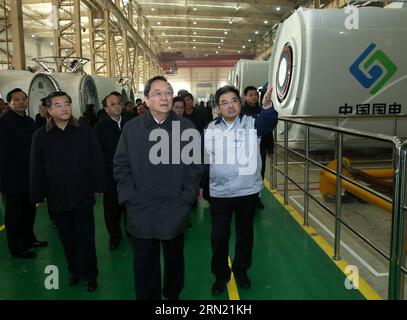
xmin=30 ymin=91 xmax=105 ymax=292
xmin=95 ymin=91 xmax=127 ymax=251
xmin=0 ymin=88 xmax=47 ymax=259
xmin=114 ymin=76 xmax=203 ymax=300
xmin=35 ymin=98 xmax=48 ymax=129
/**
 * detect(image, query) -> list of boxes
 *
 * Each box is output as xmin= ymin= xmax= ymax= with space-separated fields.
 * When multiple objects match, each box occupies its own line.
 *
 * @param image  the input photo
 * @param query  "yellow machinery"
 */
xmin=320 ymin=158 xmax=394 ymax=213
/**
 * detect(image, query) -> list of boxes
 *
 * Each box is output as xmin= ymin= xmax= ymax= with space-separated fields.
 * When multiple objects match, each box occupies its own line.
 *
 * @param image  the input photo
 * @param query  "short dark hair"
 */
xmin=45 ymin=91 xmax=72 ymax=108
xmin=144 ymin=76 xmax=169 ymax=97
xmin=135 ymin=98 xmax=142 ymax=104
xmin=6 ymin=88 xmax=27 ymax=103
xmin=183 ymin=92 xmax=194 ymax=101
xmin=243 ymin=86 xmax=258 ymax=96
xmin=173 ymin=96 xmax=185 ymax=105
xmin=125 ymin=101 xmax=133 ymax=107
xmin=102 ymin=91 xmax=121 ymax=108
xmin=177 ymin=89 xmax=189 ymax=98
xmin=215 ymin=85 xmax=241 ymax=106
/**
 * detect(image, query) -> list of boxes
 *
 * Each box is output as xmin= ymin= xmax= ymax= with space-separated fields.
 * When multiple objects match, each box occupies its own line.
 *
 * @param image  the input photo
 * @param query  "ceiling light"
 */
xmin=151 ymin=8 xmax=155 ymax=11
xmin=224 ymin=31 xmax=228 ymax=35
xmin=216 ymin=51 xmax=219 ymax=54
xmin=229 ymin=20 xmax=233 ymax=25
xmin=165 ymin=40 xmax=168 ymax=43
xmin=161 ymin=32 xmax=165 ymax=35
xmin=157 ymin=21 xmax=161 ymax=25
xmin=32 ymin=34 xmax=36 ymax=38
xmin=264 ymin=20 xmax=268 ymax=24
xmin=50 ymin=42 xmax=53 ymax=46
xmin=193 ymin=32 xmax=197 ymax=35
xmin=238 ymin=50 xmax=241 ymax=53
xmin=193 ymin=39 xmax=196 ymax=42
xmin=255 ymin=31 xmax=259 ymax=34
xmin=248 ymin=39 xmax=252 ymax=42
xmin=218 ymin=46 xmax=221 ymax=49
xmin=193 ymin=21 xmax=197 ymax=25
xmin=242 ymin=45 xmax=246 ymax=49
xmin=276 ymin=7 xmax=281 ymax=11
xmin=193 ymin=46 xmax=196 ymax=49
xmin=168 ymin=46 xmax=171 ymax=49
xmin=221 ymin=39 xmax=224 ymax=42
xmin=193 ymin=7 xmax=197 ymax=11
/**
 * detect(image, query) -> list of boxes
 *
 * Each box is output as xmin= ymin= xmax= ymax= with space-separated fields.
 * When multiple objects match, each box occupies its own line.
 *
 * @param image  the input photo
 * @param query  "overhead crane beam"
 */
xmin=91 ymin=0 xmax=159 ymax=67
xmin=9 ymin=0 xmax=25 ymax=69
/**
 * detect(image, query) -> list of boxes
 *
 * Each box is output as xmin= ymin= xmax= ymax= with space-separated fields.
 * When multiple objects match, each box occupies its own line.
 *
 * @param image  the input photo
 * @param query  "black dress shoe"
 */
xmin=12 ymin=250 xmax=36 ymax=259
xmin=235 ymin=273 xmax=251 ymax=289
xmin=30 ymin=241 xmax=48 ymax=248
xmin=68 ymin=275 xmax=80 ymax=286
xmin=211 ymin=279 xmax=227 ymax=296
xmin=85 ymin=280 xmax=98 ymax=292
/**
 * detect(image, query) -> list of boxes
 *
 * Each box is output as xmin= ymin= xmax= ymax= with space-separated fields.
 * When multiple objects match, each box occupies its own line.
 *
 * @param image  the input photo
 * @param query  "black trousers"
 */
xmin=52 ymin=206 xmax=98 ymax=282
xmin=4 ymin=194 xmax=37 ymax=255
xmin=209 ymin=193 xmax=258 ymax=281
xmin=131 ymin=233 xmax=185 ymax=300
xmin=103 ymin=192 xmax=125 ymax=243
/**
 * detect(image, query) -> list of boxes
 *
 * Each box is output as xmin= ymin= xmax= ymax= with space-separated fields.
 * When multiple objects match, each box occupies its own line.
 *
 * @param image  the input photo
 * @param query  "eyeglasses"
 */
xmin=219 ymin=98 xmax=240 ymax=107
xmin=149 ymin=91 xmax=174 ymax=99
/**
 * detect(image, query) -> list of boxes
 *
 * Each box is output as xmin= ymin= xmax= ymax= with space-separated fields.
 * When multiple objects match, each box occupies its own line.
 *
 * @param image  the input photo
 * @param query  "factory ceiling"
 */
xmin=3 ymin=0 xmax=336 ymax=60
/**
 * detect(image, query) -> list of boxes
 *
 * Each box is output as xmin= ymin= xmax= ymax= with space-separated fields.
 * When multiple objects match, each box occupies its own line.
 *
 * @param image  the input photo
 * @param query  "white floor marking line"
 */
xmin=289 ymin=196 xmax=389 ymax=277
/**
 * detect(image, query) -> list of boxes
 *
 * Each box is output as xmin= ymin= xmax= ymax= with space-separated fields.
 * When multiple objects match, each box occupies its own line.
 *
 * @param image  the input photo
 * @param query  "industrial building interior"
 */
xmin=0 ymin=0 xmax=407 ymax=301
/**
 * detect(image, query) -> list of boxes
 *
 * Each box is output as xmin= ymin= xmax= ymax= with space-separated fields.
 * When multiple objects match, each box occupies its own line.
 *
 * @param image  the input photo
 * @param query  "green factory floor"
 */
xmin=0 ymin=189 xmax=366 ymax=300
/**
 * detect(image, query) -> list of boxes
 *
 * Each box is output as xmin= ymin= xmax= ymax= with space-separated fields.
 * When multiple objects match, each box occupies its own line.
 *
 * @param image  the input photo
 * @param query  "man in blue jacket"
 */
xmin=201 ymin=84 xmax=278 ymax=295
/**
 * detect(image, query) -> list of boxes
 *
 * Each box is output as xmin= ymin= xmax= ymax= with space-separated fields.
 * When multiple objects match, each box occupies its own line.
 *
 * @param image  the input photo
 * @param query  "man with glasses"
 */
xmin=201 ymin=85 xmax=278 ymax=295
xmin=114 ymin=76 xmax=203 ymax=300
xmin=30 ymin=91 xmax=105 ymax=292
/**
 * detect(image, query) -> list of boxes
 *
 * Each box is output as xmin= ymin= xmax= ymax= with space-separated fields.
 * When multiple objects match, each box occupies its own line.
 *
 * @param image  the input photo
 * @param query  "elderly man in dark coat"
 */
xmin=114 ymin=76 xmax=203 ymax=300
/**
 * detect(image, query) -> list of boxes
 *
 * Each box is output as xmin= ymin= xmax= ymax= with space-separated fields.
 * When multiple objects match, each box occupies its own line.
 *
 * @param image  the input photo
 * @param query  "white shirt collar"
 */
xmin=109 ymin=115 xmax=122 ymax=129
xmin=152 ymin=114 xmax=168 ymax=124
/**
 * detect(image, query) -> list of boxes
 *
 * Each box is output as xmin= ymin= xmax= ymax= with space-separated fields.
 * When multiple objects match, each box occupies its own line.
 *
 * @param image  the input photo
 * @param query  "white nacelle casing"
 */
xmin=233 ymin=59 xmax=269 ymax=96
xmin=49 ymin=73 xmax=99 ymax=118
xmin=91 ymin=75 xmax=119 ymax=110
xmin=269 ymin=7 xmax=407 ymax=149
xmin=0 ymin=70 xmax=59 ymax=119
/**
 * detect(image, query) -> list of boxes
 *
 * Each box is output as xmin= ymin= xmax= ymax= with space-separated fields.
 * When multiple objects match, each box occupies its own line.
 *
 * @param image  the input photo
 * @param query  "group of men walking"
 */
xmin=0 ymin=75 xmax=278 ymax=299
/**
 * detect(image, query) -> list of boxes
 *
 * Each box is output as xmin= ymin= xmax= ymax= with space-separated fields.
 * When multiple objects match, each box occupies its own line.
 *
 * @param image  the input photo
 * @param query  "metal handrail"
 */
xmin=270 ymin=116 xmax=406 ymax=300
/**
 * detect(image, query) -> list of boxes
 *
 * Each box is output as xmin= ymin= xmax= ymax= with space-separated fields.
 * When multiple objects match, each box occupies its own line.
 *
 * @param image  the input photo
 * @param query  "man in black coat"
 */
xmin=182 ymin=92 xmax=208 ymax=133
xmin=95 ymin=91 xmax=127 ymax=251
xmin=30 ymin=91 xmax=105 ymax=292
xmin=35 ymin=98 xmax=48 ymax=129
xmin=0 ymin=88 xmax=47 ymax=259
xmin=114 ymin=76 xmax=203 ymax=300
